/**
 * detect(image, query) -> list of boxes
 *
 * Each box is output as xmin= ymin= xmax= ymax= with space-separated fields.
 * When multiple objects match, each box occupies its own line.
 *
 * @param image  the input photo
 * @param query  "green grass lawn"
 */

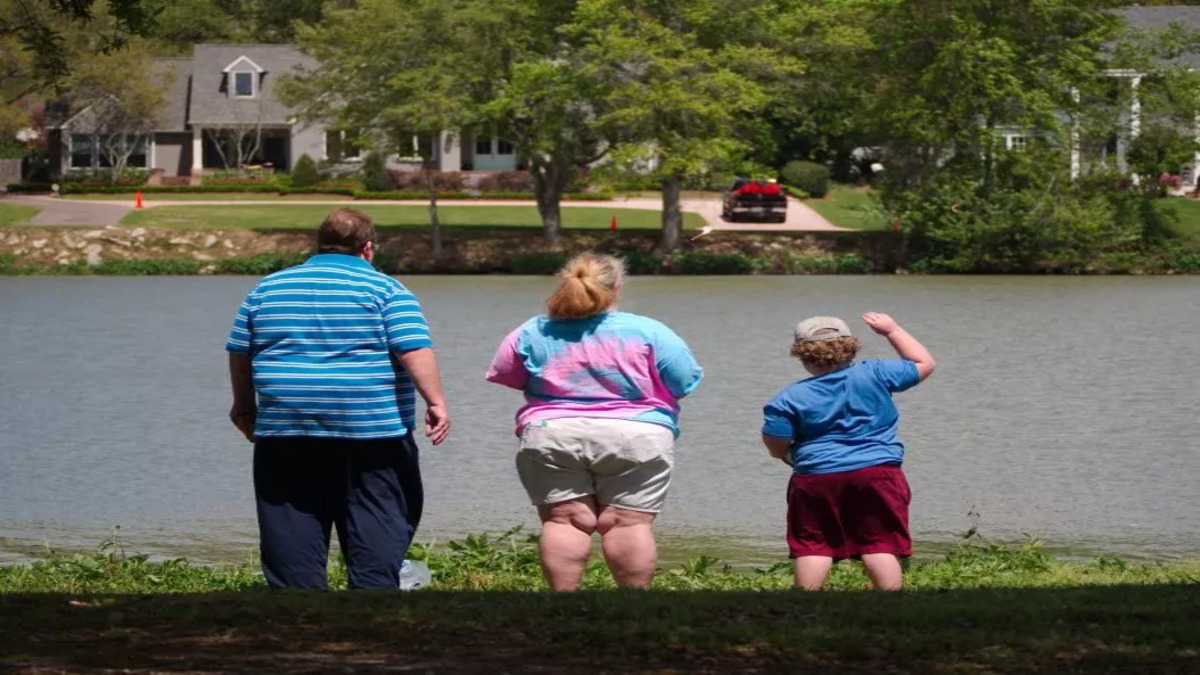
xmin=1160 ymin=197 xmax=1200 ymax=239
xmin=119 ymin=204 xmax=704 ymax=230
xmin=0 ymin=203 xmax=41 ymax=226
xmin=65 ymin=193 xmax=355 ymax=202
xmin=806 ymin=186 xmax=889 ymax=231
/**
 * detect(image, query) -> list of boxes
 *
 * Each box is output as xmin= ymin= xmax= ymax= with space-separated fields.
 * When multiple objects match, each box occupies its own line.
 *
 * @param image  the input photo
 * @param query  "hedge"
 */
xmin=57 ymin=185 xmax=357 ymax=196
xmin=6 ymin=183 xmax=55 ymax=193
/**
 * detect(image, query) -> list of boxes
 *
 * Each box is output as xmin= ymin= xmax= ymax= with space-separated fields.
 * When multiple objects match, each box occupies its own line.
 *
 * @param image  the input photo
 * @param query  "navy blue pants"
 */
xmin=253 ymin=435 xmax=422 ymax=590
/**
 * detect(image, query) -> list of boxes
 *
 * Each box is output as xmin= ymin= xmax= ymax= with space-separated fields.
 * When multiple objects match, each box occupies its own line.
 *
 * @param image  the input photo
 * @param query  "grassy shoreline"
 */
xmin=3 ymin=533 xmax=1198 ymax=673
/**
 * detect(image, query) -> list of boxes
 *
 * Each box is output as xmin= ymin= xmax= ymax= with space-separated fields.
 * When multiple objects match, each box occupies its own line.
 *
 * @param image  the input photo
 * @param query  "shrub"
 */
xmin=6 ymin=182 xmax=54 ymax=193
xmin=781 ymin=161 xmax=830 ymax=199
xmin=664 ymin=251 xmax=756 ymax=275
xmin=290 ymin=155 xmax=319 ymax=188
xmin=510 ymin=252 xmax=569 ymax=275
xmin=391 ymin=170 xmax=466 ymax=192
xmin=92 ymin=259 xmax=206 ymax=275
xmin=202 ymin=169 xmax=277 ymax=187
xmin=784 ymin=252 xmax=871 ymax=274
xmin=616 ymin=249 xmax=662 ymax=275
xmin=215 ymin=253 xmax=308 ymax=275
xmin=477 ymin=170 xmax=535 ymax=192
xmin=63 ymin=168 xmax=150 ymax=186
xmin=362 ymin=152 xmax=392 ymax=192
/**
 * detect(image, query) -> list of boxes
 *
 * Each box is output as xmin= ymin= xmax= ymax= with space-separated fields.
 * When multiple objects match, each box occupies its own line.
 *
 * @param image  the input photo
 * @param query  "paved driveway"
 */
xmin=4 ymin=195 xmax=132 ymax=226
xmin=4 ymin=194 xmax=844 ymax=231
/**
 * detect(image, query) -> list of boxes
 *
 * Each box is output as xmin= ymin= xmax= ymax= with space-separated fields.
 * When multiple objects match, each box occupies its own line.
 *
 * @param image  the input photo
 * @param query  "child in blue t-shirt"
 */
xmin=761 ymin=313 xmax=935 ymax=591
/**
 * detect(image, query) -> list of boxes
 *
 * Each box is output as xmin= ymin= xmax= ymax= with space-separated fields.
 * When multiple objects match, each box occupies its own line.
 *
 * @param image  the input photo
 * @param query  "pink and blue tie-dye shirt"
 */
xmin=485 ymin=312 xmax=703 ymax=436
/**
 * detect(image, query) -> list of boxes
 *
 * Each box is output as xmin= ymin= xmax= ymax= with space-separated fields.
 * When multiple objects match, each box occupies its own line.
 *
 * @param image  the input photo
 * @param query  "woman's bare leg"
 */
xmin=596 ymin=506 xmax=657 ymax=588
xmin=536 ymin=497 xmax=598 ymax=591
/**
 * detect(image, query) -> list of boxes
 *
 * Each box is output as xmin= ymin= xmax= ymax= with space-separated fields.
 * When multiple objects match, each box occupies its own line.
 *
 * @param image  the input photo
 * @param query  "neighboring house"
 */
xmin=46 ymin=44 xmax=519 ymax=181
xmin=1085 ymin=6 xmax=1200 ymax=184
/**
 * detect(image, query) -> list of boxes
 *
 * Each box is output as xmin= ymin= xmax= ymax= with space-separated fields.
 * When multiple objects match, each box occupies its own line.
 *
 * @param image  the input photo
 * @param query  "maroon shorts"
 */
xmin=786 ymin=464 xmax=912 ymax=561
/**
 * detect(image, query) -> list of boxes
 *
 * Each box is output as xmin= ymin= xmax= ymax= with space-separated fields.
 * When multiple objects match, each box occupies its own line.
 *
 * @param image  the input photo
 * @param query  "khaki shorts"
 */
xmin=516 ymin=417 xmax=675 ymax=513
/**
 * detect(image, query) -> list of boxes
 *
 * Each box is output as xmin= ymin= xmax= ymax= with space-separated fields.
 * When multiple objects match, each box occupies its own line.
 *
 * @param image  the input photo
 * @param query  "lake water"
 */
xmin=1 ymin=275 xmax=1198 ymax=566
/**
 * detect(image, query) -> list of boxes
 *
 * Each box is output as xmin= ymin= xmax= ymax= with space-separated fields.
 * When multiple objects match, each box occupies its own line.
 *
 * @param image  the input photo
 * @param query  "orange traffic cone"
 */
xmin=610 ymin=214 xmax=618 ymax=231
xmin=135 ymin=191 xmax=144 ymax=209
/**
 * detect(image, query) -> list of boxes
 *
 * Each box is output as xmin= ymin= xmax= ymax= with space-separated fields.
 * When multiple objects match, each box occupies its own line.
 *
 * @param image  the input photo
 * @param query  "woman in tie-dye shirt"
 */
xmin=486 ymin=252 xmax=703 ymax=590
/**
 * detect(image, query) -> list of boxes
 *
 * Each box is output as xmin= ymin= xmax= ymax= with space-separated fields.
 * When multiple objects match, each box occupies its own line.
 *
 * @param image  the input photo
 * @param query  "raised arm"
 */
xmin=862 ymin=313 xmax=935 ymax=381
xmin=397 ymin=347 xmax=450 ymax=445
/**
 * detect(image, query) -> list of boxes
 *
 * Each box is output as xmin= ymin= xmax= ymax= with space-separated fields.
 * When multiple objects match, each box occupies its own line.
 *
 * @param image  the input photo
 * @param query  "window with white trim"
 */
xmin=1005 ymin=135 xmax=1027 ymax=152
xmin=497 ymin=138 xmax=514 ymax=155
xmin=233 ymin=71 xmax=255 ymax=97
xmin=325 ymin=130 xmax=364 ymax=162
xmin=475 ymin=137 xmax=492 ymax=155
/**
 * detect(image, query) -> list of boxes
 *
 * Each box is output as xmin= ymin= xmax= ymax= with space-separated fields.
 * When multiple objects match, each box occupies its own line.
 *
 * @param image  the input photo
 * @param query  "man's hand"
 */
xmin=425 ymin=402 xmax=450 ymax=445
xmin=230 ymin=406 xmax=255 ymax=443
xmin=862 ymin=312 xmax=899 ymax=336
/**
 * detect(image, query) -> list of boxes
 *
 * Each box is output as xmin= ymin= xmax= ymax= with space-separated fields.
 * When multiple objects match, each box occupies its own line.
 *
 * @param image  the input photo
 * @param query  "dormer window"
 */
xmin=222 ymin=55 xmax=265 ymax=99
xmin=233 ymin=72 xmax=255 ymax=97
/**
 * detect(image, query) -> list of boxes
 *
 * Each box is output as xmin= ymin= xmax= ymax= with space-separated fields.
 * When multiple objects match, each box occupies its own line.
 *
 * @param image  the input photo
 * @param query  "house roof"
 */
xmin=187 ymin=44 xmax=314 ymax=126
xmin=152 ymin=57 xmax=192 ymax=132
xmin=1116 ymin=6 xmax=1200 ymax=69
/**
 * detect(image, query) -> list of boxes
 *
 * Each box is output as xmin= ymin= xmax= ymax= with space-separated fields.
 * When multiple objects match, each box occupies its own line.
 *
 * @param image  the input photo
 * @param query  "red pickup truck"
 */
xmin=721 ymin=178 xmax=787 ymax=223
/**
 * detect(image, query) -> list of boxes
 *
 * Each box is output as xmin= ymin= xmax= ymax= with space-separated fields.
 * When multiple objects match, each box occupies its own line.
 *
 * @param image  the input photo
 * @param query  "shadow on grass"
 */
xmin=3 ymin=585 xmax=1198 ymax=673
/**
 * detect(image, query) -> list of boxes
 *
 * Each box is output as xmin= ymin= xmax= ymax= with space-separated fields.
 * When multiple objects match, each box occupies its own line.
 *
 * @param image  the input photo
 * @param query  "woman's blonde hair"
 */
xmin=546 ymin=252 xmax=626 ymax=319
xmin=790 ymin=335 xmax=860 ymax=370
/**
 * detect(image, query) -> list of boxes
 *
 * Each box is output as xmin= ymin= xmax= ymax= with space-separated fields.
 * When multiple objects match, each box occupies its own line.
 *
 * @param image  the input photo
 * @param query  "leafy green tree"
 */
xmin=570 ymin=0 xmax=778 ymax=250
xmin=0 ymin=0 xmax=156 ymax=84
xmin=281 ymin=0 xmax=481 ymax=260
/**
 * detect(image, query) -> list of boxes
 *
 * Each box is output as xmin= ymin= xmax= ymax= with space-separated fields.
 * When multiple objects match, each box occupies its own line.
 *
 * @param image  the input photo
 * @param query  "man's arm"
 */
xmin=228 ymin=353 xmax=255 ymax=442
xmin=397 ymin=347 xmax=450 ymax=445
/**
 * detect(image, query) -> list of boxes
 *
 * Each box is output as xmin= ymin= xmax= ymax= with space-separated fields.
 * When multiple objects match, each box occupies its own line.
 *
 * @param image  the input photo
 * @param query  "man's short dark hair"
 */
xmin=317 ymin=209 xmax=376 ymax=255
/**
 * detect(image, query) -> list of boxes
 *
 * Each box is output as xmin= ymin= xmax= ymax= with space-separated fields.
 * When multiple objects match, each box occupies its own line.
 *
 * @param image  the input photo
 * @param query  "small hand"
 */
xmin=425 ymin=402 xmax=450 ymax=445
xmin=230 ymin=406 xmax=255 ymax=443
xmin=862 ymin=312 xmax=900 ymax=336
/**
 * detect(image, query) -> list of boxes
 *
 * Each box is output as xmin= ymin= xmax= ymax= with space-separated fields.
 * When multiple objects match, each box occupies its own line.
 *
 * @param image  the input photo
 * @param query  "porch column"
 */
xmin=439 ymin=130 xmax=461 ymax=171
xmin=191 ymin=126 xmax=203 ymax=174
xmin=1130 ymin=75 xmax=1142 ymax=140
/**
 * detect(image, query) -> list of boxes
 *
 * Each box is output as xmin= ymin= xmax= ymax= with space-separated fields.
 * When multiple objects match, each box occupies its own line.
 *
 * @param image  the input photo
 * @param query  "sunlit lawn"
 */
xmin=805 ymin=186 xmax=889 ymax=231
xmin=0 ymin=203 xmax=41 ymax=226
xmin=119 ymin=205 xmax=703 ymax=230
xmin=65 ymin=193 xmax=355 ymax=202
xmin=1161 ymin=197 xmax=1200 ymax=240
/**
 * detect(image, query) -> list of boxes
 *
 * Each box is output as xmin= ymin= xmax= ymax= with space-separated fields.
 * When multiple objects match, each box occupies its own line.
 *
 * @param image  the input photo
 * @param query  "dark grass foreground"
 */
xmin=3 ymin=586 xmax=1200 ymax=673
xmin=3 ymin=532 xmax=1199 ymax=673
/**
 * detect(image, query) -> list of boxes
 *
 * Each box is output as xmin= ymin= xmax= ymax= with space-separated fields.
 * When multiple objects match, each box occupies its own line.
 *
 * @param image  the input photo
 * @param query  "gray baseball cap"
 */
xmin=794 ymin=316 xmax=853 ymax=343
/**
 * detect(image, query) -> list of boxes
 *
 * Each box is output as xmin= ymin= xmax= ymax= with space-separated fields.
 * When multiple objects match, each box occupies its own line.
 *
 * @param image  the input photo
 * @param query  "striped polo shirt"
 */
xmin=225 ymin=253 xmax=432 ymax=439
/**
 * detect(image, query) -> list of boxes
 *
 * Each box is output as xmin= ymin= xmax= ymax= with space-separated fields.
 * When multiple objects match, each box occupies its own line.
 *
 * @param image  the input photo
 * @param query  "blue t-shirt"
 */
xmin=762 ymin=359 xmax=920 ymax=474
xmin=225 ymin=254 xmax=433 ymax=439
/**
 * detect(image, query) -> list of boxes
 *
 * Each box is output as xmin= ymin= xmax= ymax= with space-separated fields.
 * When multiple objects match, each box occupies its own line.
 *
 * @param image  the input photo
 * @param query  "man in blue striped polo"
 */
xmin=225 ymin=208 xmax=450 ymax=590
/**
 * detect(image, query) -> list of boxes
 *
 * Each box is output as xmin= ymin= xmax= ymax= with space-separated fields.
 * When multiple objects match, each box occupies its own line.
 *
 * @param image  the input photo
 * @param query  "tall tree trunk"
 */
xmin=661 ymin=173 xmax=683 ymax=251
xmin=424 ymin=170 xmax=443 ymax=261
xmin=533 ymin=158 xmax=569 ymax=244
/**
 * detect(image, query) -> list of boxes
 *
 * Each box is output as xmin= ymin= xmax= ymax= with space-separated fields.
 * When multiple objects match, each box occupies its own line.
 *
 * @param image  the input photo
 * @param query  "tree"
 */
xmin=0 ymin=0 xmax=157 ymax=84
xmin=62 ymin=42 xmax=167 ymax=181
xmin=203 ymin=98 xmax=266 ymax=171
xmin=282 ymin=0 xmax=482 ymax=261
xmin=570 ymin=0 xmax=778 ymax=250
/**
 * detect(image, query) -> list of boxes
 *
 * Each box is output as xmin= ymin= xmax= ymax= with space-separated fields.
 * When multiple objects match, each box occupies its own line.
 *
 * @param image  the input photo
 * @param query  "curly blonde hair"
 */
xmin=791 ymin=336 xmax=860 ymax=370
